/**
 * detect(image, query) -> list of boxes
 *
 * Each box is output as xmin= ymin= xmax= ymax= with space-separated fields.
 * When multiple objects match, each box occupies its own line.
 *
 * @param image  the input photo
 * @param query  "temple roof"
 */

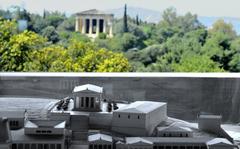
xmin=76 ymin=9 xmax=113 ymax=16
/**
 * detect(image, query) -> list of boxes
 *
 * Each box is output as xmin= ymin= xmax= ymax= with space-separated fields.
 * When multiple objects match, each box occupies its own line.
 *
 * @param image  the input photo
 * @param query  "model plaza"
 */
xmin=0 ymin=84 xmax=238 ymax=149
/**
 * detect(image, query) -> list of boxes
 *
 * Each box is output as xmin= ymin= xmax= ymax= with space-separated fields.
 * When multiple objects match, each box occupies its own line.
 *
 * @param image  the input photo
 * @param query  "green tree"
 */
xmin=0 ymin=30 xmax=46 ymax=71
xmin=201 ymin=32 xmax=232 ymax=70
xmin=30 ymin=14 xmax=48 ymax=33
xmin=24 ymin=40 xmax=131 ymax=72
xmin=123 ymin=4 xmax=128 ymax=32
xmin=161 ymin=7 xmax=178 ymax=26
xmin=57 ymin=15 xmax=75 ymax=32
xmin=209 ymin=19 xmax=237 ymax=39
xmin=41 ymin=26 xmax=59 ymax=43
xmin=45 ymin=11 xmax=65 ymax=28
xmin=24 ymin=45 xmax=80 ymax=72
xmin=136 ymin=15 xmax=140 ymax=25
xmin=172 ymin=54 xmax=224 ymax=72
xmin=228 ymin=38 xmax=240 ymax=72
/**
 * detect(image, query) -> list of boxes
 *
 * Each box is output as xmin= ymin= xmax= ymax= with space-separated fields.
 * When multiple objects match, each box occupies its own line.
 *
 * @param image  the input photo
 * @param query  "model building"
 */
xmin=0 ymin=84 xmax=238 ymax=149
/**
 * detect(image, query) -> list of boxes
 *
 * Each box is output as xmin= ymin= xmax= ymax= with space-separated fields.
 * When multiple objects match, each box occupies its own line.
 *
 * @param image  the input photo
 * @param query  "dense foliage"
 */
xmin=0 ymin=6 xmax=240 ymax=72
xmin=0 ymin=17 xmax=130 ymax=72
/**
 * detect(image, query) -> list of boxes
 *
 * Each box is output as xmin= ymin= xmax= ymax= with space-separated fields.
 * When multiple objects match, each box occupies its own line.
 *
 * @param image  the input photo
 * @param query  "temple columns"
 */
xmin=82 ymin=18 xmax=85 ymax=34
xmin=89 ymin=18 xmax=93 ymax=35
xmin=103 ymin=19 xmax=106 ymax=33
xmin=96 ymin=19 xmax=100 ymax=35
xmin=75 ymin=17 xmax=79 ymax=31
xmin=77 ymin=17 xmax=113 ymax=38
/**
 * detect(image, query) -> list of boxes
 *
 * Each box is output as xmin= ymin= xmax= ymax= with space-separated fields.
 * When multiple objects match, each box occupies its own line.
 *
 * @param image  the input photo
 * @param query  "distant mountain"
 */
xmin=107 ymin=7 xmax=240 ymax=34
xmin=106 ymin=7 xmax=162 ymax=23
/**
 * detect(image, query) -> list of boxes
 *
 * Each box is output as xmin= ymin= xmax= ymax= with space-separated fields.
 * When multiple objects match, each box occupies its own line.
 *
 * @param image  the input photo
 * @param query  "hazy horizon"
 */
xmin=0 ymin=0 xmax=240 ymax=18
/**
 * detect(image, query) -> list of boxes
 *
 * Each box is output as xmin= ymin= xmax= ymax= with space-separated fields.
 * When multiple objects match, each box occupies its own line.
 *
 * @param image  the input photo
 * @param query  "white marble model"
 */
xmin=0 ymin=84 xmax=238 ymax=149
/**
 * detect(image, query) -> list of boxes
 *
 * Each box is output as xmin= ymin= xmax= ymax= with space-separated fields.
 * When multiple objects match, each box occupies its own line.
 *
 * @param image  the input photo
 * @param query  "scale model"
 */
xmin=0 ymin=84 xmax=238 ymax=149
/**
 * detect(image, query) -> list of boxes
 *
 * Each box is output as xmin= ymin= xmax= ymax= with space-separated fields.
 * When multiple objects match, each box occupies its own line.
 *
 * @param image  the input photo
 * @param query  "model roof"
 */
xmin=25 ymin=120 xmax=66 ymax=128
xmin=73 ymin=84 xmax=103 ymax=93
xmin=206 ymin=138 xmax=233 ymax=146
xmin=126 ymin=137 xmax=153 ymax=145
xmin=0 ymin=144 xmax=10 ymax=149
xmin=11 ymin=129 xmax=64 ymax=142
xmin=199 ymin=115 xmax=222 ymax=119
xmin=135 ymin=137 xmax=212 ymax=144
xmin=76 ymin=9 xmax=113 ymax=16
xmin=157 ymin=124 xmax=192 ymax=132
xmin=88 ymin=133 xmax=112 ymax=142
xmin=115 ymin=101 xmax=166 ymax=114
xmin=0 ymin=110 xmax=25 ymax=118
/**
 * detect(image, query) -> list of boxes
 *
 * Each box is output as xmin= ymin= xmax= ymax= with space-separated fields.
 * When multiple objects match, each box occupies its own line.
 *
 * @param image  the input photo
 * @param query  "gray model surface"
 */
xmin=0 ymin=84 xmax=239 ymax=149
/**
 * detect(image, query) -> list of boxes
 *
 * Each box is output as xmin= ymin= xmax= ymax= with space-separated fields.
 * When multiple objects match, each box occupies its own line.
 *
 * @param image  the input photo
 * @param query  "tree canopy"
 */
xmin=0 ymin=7 xmax=240 ymax=72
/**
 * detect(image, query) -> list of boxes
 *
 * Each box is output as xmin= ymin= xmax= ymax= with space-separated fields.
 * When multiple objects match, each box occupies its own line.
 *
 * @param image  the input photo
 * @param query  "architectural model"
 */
xmin=0 ymin=84 xmax=238 ymax=149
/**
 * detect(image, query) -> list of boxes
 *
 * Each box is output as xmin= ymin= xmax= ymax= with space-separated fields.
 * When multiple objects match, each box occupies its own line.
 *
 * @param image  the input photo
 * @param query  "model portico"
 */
xmin=73 ymin=84 xmax=103 ymax=112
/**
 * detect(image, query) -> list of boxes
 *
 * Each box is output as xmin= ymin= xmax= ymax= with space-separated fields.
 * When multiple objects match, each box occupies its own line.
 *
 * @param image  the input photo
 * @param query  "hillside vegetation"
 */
xmin=0 ymin=7 xmax=240 ymax=72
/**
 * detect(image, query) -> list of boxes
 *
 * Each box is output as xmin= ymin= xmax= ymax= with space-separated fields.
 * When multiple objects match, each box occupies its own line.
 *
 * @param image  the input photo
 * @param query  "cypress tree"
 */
xmin=136 ymin=15 xmax=139 ymax=25
xmin=43 ymin=9 xmax=46 ymax=19
xmin=123 ymin=4 xmax=128 ymax=32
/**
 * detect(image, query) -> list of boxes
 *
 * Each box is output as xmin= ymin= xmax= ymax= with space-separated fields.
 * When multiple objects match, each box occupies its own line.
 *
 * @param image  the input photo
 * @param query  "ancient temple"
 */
xmin=75 ymin=9 xmax=114 ymax=38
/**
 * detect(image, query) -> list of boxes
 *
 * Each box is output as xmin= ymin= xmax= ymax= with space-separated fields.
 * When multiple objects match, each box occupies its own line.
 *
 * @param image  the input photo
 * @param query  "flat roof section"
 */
xmin=115 ymin=101 xmax=166 ymax=114
xmin=11 ymin=129 xmax=64 ymax=143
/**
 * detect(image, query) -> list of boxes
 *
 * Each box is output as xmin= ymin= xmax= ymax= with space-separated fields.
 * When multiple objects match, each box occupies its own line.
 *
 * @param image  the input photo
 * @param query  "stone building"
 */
xmin=112 ymin=101 xmax=167 ymax=136
xmin=75 ymin=9 xmax=114 ymax=38
xmin=0 ymin=110 xmax=26 ymax=130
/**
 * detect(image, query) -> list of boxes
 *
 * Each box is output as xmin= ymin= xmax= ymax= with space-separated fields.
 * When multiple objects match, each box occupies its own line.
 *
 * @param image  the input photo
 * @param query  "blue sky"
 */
xmin=0 ymin=0 xmax=240 ymax=18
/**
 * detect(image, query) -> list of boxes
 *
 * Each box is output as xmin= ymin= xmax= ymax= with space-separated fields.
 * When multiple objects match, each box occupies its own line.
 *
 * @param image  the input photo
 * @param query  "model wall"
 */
xmin=1 ymin=76 xmax=240 ymax=122
xmin=146 ymin=104 xmax=167 ymax=135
